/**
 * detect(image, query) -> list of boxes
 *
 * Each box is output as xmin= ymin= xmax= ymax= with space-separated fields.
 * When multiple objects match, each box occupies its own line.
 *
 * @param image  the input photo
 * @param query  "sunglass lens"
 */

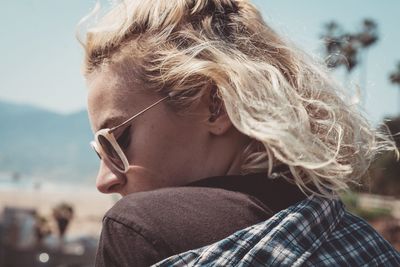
xmin=97 ymin=135 xmax=125 ymax=171
xmin=90 ymin=142 xmax=102 ymax=159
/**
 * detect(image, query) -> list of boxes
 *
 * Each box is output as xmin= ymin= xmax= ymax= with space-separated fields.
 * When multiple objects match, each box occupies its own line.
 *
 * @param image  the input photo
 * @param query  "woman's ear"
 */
xmin=205 ymin=86 xmax=233 ymax=136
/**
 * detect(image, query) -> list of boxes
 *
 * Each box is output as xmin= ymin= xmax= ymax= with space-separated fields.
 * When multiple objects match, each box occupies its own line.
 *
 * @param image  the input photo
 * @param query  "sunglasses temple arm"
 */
xmin=109 ymin=95 xmax=170 ymax=133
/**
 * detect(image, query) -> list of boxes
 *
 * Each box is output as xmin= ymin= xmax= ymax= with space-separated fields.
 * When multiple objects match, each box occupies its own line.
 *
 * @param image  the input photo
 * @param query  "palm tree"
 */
xmin=340 ymin=33 xmax=359 ymax=73
xmin=358 ymin=19 xmax=379 ymax=48
xmin=52 ymin=202 xmax=74 ymax=247
xmin=321 ymin=19 xmax=379 ymax=106
xmin=34 ymin=214 xmax=52 ymax=246
xmin=321 ymin=21 xmax=345 ymax=69
xmin=321 ymin=21 xmax=359 ymax=77
xmin=358 ymin=19 xmax=379 ymax=104
xmin=389 ymin=62 xmax=400 ymax=113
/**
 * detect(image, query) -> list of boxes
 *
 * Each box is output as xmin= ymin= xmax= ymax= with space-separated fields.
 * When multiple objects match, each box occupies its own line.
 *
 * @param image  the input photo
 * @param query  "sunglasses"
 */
xmin=90 ymin=92 xmax=175 ymax=173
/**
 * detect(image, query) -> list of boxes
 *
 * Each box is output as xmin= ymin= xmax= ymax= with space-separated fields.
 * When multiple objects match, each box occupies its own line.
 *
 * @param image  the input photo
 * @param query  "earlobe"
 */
xmin=208 ymin=109 xmax=233 ymax=135
xmin=205 ymin=86 xmax=233 ymax=135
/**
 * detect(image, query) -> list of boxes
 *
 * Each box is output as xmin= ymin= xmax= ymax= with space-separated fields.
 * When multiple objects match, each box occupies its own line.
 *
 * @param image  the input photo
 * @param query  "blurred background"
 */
xmin=0 ymin=0 xmax=399 ymax=266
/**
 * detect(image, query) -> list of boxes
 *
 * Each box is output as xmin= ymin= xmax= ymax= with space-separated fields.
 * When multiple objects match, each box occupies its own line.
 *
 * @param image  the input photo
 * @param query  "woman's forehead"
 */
xmin=92 ymin=113 xmax=128 ymax=133
xmin=88 ymin=66 xmax=146 ymax=105
xmin=87 ymin=70 xmax=140 ymax=132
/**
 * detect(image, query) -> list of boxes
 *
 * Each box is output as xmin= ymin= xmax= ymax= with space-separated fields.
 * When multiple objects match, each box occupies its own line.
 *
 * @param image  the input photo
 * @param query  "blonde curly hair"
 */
xmin=79 ymin=0 xmax=397 ymax=198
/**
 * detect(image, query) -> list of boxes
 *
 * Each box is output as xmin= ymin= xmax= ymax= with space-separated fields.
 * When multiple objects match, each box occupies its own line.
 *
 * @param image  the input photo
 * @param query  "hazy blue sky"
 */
xmin=1 ymin=0 xmax=399 ymax=124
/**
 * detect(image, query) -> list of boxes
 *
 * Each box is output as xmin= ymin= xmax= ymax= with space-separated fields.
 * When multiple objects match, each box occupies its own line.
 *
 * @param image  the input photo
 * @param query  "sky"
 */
xmin=0 ymin=0 xmax=399 ymax=124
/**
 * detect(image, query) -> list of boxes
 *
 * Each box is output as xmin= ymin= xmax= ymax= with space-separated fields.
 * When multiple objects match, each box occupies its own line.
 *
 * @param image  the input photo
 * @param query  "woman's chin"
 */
xmin=122 ymin=165 xmax=168 ymax=195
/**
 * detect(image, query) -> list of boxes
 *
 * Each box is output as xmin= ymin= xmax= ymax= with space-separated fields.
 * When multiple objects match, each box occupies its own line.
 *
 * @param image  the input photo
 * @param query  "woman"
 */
xmin=80 ymin=0 xmax=400 ymax=266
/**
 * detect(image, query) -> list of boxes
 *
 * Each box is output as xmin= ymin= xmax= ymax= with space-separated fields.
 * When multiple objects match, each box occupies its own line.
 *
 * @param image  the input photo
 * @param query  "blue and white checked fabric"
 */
xmin=153 ymin=195 xmax=400 ymax=266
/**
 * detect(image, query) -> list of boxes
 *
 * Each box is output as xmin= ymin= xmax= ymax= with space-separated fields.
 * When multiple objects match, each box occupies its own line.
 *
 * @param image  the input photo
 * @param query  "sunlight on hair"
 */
xmin=77 ymin=0 xmax=398 ymax=198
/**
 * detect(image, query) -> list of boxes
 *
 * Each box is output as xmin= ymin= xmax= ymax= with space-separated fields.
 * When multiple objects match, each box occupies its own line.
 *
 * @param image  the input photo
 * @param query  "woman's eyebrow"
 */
xmin=97 ymin=116 xmax=126 ymax=131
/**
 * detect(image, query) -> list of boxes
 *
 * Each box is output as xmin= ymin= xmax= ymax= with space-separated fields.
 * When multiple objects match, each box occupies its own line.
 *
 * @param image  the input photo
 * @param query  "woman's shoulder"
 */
xmin=98 ymin=185 xmax=272 ymax=265
xmin=104 ymin=185 xmax=272 ymax=231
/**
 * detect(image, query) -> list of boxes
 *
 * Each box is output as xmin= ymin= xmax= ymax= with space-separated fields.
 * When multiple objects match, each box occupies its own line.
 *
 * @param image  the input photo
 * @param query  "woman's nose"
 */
xmin=96 ymin=161 xmax=125 ymax=194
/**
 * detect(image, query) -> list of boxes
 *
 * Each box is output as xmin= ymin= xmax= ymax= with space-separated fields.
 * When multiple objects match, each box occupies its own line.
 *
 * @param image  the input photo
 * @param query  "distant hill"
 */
xmin=0 ymin=100 xmax=98 ymax=184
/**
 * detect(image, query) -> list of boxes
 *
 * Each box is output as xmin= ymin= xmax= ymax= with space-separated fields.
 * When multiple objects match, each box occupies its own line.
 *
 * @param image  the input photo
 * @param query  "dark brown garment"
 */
xmin=95 ymin=172 xmax=307 ymax=267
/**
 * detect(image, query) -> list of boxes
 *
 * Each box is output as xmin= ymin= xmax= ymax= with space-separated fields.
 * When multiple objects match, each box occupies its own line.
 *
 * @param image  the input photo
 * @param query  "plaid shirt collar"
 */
xmin=154 ymin=195 xmax=400 ymax=266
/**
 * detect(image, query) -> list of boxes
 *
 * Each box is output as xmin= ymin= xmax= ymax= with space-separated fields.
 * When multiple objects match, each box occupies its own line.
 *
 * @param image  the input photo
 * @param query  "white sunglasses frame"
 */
xmin=90 ymin=92 xmax=176 ymax=173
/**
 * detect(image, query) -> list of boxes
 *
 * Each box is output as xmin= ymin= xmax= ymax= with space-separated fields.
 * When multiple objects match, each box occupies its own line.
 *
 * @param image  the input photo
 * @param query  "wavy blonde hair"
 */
xmin=79 ymin=0 xmax=397 ymax=198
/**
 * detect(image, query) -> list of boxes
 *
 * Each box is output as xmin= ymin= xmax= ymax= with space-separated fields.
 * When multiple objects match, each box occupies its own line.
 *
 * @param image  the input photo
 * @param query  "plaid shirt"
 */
xmin=153 ymin=195 xmax=400 ymax=266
